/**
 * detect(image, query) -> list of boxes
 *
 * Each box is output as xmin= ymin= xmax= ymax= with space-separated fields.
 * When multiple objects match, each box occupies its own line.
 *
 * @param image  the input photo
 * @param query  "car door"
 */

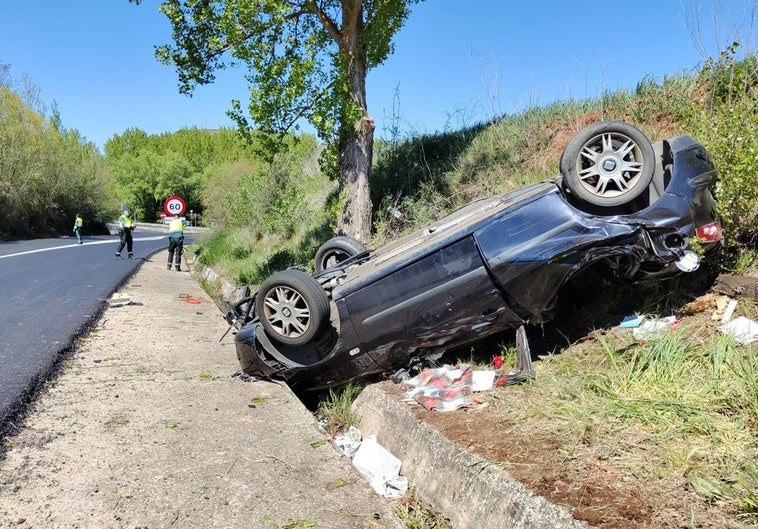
xmin=343 ymin=236 xmax=521 ymax=368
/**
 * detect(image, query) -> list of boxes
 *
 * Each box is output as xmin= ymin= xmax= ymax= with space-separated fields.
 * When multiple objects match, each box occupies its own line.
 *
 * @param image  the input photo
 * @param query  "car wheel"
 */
xmin=560 ymin=121 xmax=655 ymax=208
xmin=314 ymin=236 xmax=367 ymax=273
xmin=255 ymin=269 xmax=330 ymax=346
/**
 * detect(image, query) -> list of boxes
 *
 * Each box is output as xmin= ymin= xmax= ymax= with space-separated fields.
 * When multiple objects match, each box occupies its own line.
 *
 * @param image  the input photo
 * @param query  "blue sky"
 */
xmin=1 ymin=1 xmax=755 ymax=150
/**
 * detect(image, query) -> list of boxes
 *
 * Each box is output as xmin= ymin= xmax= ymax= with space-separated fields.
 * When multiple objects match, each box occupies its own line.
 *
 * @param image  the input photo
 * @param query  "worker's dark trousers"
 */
xmin=168 ymin=236 xmax=184 ymax=269
xmin=116 ymin=229 xmax=133 ymax=254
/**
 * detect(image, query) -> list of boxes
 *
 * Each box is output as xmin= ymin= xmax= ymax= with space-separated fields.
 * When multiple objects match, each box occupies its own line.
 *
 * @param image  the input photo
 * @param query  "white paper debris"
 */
xmin=719 ymin=316 xmax=758 ymax=344
xmin=472 ymin=370 xmax=495 ymax=392
xmin=333 ymin=425 xmax=362 ymax=458
xmin=351 ymin=435 xmax=408 ymax=498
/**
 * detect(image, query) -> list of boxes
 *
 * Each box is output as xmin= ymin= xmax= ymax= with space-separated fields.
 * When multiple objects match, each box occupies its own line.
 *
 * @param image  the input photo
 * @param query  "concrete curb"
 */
xmin=353 ymin=384 xmax=590 ymax=529
xmin=197 ymin=265 xmax=248 ymax=307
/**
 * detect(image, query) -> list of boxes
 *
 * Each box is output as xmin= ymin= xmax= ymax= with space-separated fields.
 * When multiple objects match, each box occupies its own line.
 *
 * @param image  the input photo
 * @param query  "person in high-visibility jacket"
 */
xmin=167 ymin=214 xmax=186 ymax=271
xmin=115 ymin=208 xmax=135 ymax=259
xmin=73 ymin=213 xmax=83 ymax=244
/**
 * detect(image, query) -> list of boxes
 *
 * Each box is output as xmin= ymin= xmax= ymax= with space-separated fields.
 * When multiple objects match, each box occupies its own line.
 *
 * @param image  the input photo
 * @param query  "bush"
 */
xmin=686 ymin=47 xmax=758 ymax=251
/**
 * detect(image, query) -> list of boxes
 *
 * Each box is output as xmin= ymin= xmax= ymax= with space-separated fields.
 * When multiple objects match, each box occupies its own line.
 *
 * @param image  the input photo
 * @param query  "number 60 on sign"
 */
xmin=164 ymin=196 xmax=186 ymax=216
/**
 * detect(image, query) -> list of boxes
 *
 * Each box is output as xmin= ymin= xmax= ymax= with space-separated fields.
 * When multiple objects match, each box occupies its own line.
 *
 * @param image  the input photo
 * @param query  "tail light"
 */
xmin=696 ymin=221 xmax=723 ymax=242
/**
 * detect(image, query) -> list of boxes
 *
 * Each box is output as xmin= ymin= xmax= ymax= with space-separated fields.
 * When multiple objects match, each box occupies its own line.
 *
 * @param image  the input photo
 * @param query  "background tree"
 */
xmin=133 ymin=0 xmax=420 ymax=244
xmin=104 ymin=126 xmax=251 ymax=222
xmin=0 ymin=85 xmax=108 ymax=237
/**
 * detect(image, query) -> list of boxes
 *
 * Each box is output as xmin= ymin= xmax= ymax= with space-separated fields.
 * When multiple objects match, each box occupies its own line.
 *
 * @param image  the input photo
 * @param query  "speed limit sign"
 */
xmin=164 ymin=196 xmax=186 ymax=216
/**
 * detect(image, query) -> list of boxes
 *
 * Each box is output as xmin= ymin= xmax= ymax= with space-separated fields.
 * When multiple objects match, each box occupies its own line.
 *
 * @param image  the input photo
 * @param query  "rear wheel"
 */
xmin=314 ymin=236 xmax=367 ymax=272
xmin=560 ymin=121 xmax=655 ymax=208
xmin=255 ymin=269 xmax=329 ymax=346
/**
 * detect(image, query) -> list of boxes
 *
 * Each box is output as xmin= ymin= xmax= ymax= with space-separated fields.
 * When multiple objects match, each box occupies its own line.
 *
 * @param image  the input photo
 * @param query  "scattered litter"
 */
xmin=682 ymin=293 xmax=734 ymax=319
xmin=179 ymin=293 xmax=189 ymax=298
xmin=712 ymin=295 xmax=733 ymax=321
xmin=619 ymin=315 xmax=645 ymax=328
xmin=333 ymin=425 xmax=362 ymax=459
xmin=632 ymin=316 xmax=678 ymax=342
xmin=495 ymin=325 xmax=535 ymax=386
xmin=675 ymin=250 xmax=700 ymax=272
xmin=107 ymin=292 xmax=132 ymax=307
xmin=472 ymin=370 xmax=495 ymax=392
xmin=720 ymin=299 xmax=738 ymax=324
xmin=402 ymin=365 xmax=474 ymax=412
xmin=390 ymin=368 xmax=410 ymax=384
xmin=351 ymin=435 xmax=408 ymax=498
xmin=399 ymin=327 xmax=534 ymax=411
xmin=719 ymin=316 xmax=758 ymax=344
xmin=184 ymin=297 xmax=201 ymax=304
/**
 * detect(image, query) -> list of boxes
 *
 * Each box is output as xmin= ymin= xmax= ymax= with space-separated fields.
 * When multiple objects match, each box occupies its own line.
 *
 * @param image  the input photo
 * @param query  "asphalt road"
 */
xmin=0 ymin=224 xmax=189 ymax=429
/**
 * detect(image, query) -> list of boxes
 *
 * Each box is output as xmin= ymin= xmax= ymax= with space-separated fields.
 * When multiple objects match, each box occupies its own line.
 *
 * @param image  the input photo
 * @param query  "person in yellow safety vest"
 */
xmin=167 ymin=213 xmax=186 ymax=271
xmin=115 ymin=208 xmax=135 ymax=259
xmin=73 ymin=213 xmax=83 ymax=244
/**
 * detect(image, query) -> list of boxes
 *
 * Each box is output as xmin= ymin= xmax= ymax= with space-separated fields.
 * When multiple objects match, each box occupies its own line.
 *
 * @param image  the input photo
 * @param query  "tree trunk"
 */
xmin=338 ymin=114 xmax=374 ymax=245
xmin=337 ymin=0 xmax=373 ymax=246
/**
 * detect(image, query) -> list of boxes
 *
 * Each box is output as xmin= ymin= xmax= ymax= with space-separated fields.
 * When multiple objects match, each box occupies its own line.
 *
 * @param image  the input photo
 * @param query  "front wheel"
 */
xmin=255 ymin=269 xmax=330 ymax=347
xmin=314 ymin=236 xmax=367 ymax=273
xmin=560 ymin=121 xmax=655 ymax=208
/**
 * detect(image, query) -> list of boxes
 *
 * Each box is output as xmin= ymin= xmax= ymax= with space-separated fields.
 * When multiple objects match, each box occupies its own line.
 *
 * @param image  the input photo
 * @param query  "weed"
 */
xmin=389 ymin=488 xmax=452 ymax=529
xmin=733 ymin=249 xmax=757 ymax=274
xmin=316 ymin=382 xmax=364 ymax=436
xmin=326 ymin=477 xmax=355 ymax=489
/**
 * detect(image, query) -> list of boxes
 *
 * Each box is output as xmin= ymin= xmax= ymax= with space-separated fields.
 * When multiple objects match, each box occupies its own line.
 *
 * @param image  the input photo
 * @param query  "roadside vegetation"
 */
xmin=501 ymin=318 xmax=757 ymax=524
xmin=0 ymin=83 xmax=110 ymax=238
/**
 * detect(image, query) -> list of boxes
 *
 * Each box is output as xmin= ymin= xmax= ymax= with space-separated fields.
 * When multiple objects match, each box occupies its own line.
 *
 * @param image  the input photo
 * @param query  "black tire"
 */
xmin=560 ymin=121 xmax=655 ymax=208
xmin=255 ymin=269 xmax=330 ymax=347
xmin=314 ymin=236 xmax=367 ymax=273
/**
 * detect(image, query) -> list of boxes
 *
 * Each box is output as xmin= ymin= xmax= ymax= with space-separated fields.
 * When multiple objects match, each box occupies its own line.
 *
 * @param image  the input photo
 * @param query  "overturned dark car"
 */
xmin=227 ymin=122 xmax=723 ymax=391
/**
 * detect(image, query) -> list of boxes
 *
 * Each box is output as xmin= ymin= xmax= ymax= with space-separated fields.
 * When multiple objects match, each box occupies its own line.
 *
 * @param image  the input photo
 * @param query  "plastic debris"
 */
xmin=472 ymin=370 xmax=496 ymax=392
xmin=333 ymin=425 xmax=363 ymax=459
xmin=390 ymin=368 xmax=410 ymax=384
xmin=619 ymin=315 xmax=645 ymax=328
xmin=719 ymin=316 xmax=758 ymax=344
xmin=107 ymin=292 xmax=132 ymax=307
xmin=494 ymin=325 xmax=535 ymax=386
xmin=632 ymin=316 xmax=678 ymax=342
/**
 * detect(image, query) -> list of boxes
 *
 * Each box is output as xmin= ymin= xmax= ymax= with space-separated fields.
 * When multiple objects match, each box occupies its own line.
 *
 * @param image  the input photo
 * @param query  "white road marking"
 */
xmin=0 ymin=236 xmax=167 ymax=260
